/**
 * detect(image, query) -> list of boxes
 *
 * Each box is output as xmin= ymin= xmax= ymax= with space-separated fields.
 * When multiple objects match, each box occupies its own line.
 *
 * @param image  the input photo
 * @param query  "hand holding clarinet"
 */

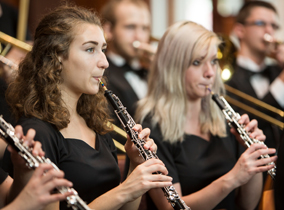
xmin=208 ymin=88 xmax=277 ymax=180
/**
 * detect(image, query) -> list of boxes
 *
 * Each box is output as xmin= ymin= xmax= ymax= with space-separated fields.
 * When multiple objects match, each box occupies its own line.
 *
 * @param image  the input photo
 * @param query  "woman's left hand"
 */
xmin=9 ymin=125 xmax=45 ymax=171
xmin=230 ymin=114 xmax=266 ymax=146
xmin=125 ymin=124 xmax=157 ymax=167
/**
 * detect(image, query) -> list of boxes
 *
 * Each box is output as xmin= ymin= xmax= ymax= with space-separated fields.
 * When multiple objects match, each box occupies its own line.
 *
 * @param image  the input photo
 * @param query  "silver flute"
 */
xmin=0 ymin=116 xmax=93 ymax=210
xmin=209 ymin=90 xmax=276 ymax=179
xmin=100 ymin=80 xmax=191 ymax=210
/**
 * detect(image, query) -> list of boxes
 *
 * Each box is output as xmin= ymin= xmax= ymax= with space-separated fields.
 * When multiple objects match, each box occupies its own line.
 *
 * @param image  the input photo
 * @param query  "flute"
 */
xmin=0 ymin=116 xmax=93 ymax=210
xmin=208 ymin=89 xmax=276 ymax=179
xmin=100 ymin=80 xmax=190 ymax=210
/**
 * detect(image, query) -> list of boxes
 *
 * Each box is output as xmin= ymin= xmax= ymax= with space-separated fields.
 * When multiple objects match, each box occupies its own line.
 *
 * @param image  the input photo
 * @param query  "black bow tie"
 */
xmin=248 ymin=67 xmax=273 ymax=82
xmin=123 ymin=63 xmax=148 ymax=80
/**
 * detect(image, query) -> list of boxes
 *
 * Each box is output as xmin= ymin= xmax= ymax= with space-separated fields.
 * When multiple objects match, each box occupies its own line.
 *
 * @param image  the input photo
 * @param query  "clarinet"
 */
xmin=100 ymin=80 xmax=190 ymax=210
xmin=0 ymin=116 xmax=93 ymax=210
xmin=208 ymin=89 xmax=276 ymax=180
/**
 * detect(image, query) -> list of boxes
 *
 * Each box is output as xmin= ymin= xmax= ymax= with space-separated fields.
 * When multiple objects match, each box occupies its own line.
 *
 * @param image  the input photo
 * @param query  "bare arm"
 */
xmin=236 ymin=173 xmax=262 ymax=210
xmin=148 ymin=144 xmax=276 ymax=210
xmin=2 ymin=164 xmax=73 ymax=210
xmin=4 ymin=126 xmax=72 ymax=210
xmin=88 ymin=159 xmax=172 ymax=210
xmin=87 ymin=125 xmax=172 ymax=210
xmin=0 ymin=176 xmax=13 ymax=208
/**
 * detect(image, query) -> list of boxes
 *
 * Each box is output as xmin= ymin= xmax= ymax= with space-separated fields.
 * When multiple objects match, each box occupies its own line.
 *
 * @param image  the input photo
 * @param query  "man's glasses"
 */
xmin=243 ymin=20 xmax=280 ymax=30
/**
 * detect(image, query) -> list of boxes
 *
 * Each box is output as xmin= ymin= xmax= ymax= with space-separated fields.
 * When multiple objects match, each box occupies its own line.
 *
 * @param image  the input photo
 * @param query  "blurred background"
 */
xmin=1 ymin=0 xmax=283 ymax=42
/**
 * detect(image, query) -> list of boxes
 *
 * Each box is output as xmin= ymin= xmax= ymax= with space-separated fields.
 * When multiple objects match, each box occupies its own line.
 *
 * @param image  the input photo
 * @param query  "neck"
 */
xmin=184 ymin=98 xmax=201 ymax=133
xmin=107 ymin=46 xmax=133 ymax=64
xmin=60 ymin=89 xmax=81 ymax=118
xmin=238 ymin=43 xmax=266 ymax=65
xmin=184 ymin=98 xmax=211 ymax=140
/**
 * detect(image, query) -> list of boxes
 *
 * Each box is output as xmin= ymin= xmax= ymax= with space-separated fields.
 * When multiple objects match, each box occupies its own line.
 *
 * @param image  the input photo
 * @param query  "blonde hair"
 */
xmin=136 ymin=21 xmax=226 ymax=143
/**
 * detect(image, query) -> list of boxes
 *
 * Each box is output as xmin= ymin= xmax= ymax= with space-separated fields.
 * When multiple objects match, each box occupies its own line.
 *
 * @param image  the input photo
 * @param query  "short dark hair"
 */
xmin=236 ymin=1 xmax=278 ymax=24
xmin=100 ymin=0 xmax=149 ymax=26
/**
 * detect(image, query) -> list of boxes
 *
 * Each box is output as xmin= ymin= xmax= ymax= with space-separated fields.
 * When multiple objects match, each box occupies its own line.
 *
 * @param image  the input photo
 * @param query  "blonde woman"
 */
xmin=136 ymin=21 xmax=277 ymax=210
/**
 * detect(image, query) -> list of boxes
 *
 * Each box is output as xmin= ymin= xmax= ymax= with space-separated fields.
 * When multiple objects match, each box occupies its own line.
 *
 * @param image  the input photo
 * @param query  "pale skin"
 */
xmin=234 ymin=6 xmax=284 ymax=83
xmin=102 ymin=1 xmax=154 ymax=68
xmin=1 ymin=126 xmax=73 ymax=210
xmin=13 ymin=23 xmax=171 ymax=210
xmin=148 ymin=46 xmax=277 ymax=210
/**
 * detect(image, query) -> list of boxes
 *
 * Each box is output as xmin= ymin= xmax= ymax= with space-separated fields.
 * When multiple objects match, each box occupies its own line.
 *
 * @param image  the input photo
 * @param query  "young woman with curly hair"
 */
xmin=2 ymin=5 xmax=172 ymax=210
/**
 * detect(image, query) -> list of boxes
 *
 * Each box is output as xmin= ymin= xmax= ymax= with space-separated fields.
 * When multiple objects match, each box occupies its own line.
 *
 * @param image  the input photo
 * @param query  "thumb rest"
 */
xmin=100 ymin=80 xmax=190 ymax=210
xmin=209 ymin=90 xmax=276 ymax=180
xmin=0 ymin=116 xmax=93 ymax=210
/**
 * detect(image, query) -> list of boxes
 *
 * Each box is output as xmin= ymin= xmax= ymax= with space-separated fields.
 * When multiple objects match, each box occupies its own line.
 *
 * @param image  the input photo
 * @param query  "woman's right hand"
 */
xmin=229 ymin=143 xmax=277 ymax=187
xmin=119 ymin=158 xmax=172 ymax=203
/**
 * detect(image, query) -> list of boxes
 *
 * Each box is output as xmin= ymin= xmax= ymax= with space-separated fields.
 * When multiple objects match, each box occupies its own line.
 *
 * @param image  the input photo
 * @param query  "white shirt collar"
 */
xmin=236 ymin=55 xmax=277 ymax=72
xmin=107 ymin=51 xmax=141 ymax=70
xmin=107 ymin=51 xmax=125 ymax=67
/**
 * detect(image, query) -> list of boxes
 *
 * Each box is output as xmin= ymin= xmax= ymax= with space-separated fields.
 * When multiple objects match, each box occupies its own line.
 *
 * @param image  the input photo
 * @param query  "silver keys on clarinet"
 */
xmin=0 ymin=116 xmax=93 ymax=210
xmin=100 ymin=80 xmax=190 ymax=210
xmin=208 ymin=90 xmax=276 ymax=179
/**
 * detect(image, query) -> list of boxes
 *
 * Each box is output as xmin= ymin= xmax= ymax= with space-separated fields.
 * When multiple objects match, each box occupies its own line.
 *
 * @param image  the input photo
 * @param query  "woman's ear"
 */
xmin=57 ymin=56 xmax=62 ymax=64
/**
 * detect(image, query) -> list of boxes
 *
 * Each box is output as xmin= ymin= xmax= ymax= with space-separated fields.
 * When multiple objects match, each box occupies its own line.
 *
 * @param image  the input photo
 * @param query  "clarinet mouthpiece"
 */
xmin=207 ymin=86 xmax=214 ymax=95
xmin=99 ymin=79 xmax=107 ymax=91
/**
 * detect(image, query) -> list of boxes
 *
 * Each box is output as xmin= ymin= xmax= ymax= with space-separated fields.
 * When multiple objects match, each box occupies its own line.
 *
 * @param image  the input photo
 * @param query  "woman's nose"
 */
xmin=98 ymin=52 xmax=109 ymax=70
xmin=204 ymin=63 xmax=215 ymax=78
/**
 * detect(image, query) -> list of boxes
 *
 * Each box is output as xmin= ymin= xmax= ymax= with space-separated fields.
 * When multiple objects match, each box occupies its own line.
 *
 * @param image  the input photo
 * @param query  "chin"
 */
xmin=85 ymin=87 xmax=100 ymax=95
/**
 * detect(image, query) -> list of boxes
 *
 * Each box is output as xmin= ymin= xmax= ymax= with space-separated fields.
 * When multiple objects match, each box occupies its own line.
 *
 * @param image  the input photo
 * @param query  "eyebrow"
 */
xmin=197 ymin=53 xmax=217 ymax=60
xmin=82 ymin=41 xmax=107 ymax=47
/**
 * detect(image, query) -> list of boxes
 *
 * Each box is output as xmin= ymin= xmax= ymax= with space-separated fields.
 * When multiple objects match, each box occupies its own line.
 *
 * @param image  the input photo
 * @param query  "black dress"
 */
xmin=142 ymin=116 xmax=244 ymax=210
xmin=2 ymin=117 xmax=121 ymax=210
xmin=0 ymin=167 xmax=8 ymax=184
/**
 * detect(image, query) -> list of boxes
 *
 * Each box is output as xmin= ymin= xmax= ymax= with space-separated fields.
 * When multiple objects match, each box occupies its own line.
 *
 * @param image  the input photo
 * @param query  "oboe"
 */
xmin=208 ymin=89 xmax=276 ymax=179
xmin=0 ymin=116 xmax=93 ymax=210
xmin=100 ymin=80 xmax=190 ymax=210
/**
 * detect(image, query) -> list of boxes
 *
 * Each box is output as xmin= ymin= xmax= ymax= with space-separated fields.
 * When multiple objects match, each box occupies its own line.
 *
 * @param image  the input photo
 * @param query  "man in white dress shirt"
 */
xmin=100 ymin=0 xmax=152 ymax=146
xmin=227 ymin=1 xmax=284 ymax=151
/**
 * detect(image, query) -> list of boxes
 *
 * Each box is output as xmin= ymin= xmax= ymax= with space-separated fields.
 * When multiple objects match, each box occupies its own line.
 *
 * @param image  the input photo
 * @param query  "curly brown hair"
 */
xmin=6 ymin=5 xmax=113 ymax=134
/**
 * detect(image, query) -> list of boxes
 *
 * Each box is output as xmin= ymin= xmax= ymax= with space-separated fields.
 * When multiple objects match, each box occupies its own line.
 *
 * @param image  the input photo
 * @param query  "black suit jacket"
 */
xmin=104 ymin=58 xmax=148 ymax=147
xmin=226 ymin=64 xmax=283 ymax=150
xmin=104 ymin=59 xmax=140 ymax=118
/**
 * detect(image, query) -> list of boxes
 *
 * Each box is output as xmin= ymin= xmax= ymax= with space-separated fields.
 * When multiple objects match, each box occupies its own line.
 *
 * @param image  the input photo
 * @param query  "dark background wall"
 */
xmin=0 ymin=0 xmax=237 ymax=40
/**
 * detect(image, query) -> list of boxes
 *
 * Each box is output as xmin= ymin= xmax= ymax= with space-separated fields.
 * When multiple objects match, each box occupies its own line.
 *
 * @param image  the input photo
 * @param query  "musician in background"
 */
xmin=227 ymin=1 xmax=284 ymax=151
xmin=0 ymin=1 xmax=33 ymax=166
xmin=135 ymin=21 xmax=277 ymax=210
xmin=101 ymin=0 xmax=154 ymax=145
xmin=1 ymin=125 xmax=73 ymax=210
xmin=2 ymin=5 xmax=172 ymax=210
